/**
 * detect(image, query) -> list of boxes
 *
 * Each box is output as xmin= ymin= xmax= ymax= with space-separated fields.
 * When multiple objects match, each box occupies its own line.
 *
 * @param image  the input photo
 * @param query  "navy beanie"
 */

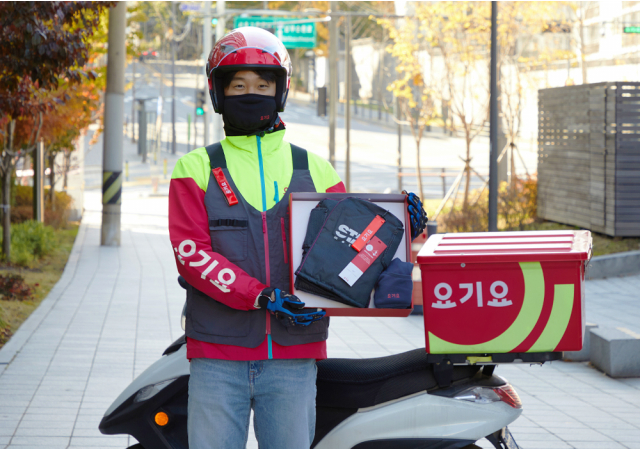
xmin=373 ymin=258 xmax=414 ymax=309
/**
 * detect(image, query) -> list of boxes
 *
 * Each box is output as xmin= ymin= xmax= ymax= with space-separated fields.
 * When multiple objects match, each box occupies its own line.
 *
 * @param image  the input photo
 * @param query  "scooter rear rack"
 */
xmin=427 ymin=352 xmax=563 ymax=387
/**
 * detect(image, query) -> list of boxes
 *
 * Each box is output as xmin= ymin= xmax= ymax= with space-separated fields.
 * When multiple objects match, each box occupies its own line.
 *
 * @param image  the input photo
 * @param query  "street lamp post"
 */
xmin=345 ymin=15 xmax=352 ymax=192
xmin=171 ymin=1 xmax=177 ymax=155
xmin=213 ymin=0 xmax=226 ymax=143
xmin=131 ymin=59 xmax=136 ymax=143
xmin=328 ymin=11 xmax=338 ymax=169
xmin=101 ymin=1 xmax=126 ymax=246
xmin=203 ymin=1 xmax=212 ymax=144
xmin=488 ymin=1 xmax=499 ymax=232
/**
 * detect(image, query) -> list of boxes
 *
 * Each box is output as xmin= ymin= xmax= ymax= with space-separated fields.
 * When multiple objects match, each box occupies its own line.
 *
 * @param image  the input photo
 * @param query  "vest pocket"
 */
xmin=188 ymin=285 xmax=252 ymax=337
xmin=277 ymin=315 xmax=330 ymax=336
xmin=209 ymin=219 xmax=248 ymax=262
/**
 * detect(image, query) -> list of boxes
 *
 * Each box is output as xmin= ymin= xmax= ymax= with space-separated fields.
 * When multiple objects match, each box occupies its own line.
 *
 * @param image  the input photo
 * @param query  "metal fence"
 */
xmin=538 ymin=82 xmax=640 ymax=237
xmin=338 ymin=99 xmax=394 ymax=123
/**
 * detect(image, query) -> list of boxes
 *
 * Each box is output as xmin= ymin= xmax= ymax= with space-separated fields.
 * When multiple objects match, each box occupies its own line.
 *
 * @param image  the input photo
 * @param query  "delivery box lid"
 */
xmin=417 ymin=230 xmax=592 ymax=264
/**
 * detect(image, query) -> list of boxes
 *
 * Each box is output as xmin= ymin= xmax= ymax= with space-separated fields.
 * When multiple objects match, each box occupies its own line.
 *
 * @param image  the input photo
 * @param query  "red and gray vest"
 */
xmin=184 ymin=143 xmax=330 ymax=347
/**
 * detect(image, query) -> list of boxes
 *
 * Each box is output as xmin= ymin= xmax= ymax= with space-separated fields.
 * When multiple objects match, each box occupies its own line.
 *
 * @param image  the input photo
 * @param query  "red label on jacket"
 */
xmin=351 ymin=215 xmax=385 ymax=252
xmin=212 ymin=168 xmax=238 ymax=206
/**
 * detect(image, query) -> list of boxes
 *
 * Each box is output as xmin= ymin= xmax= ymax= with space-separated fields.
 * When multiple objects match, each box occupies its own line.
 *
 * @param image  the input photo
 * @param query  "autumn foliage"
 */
xmin=0 ymin=2 xmax=108 ymax=118
xmin=0 ymin=1 xmax=110 ymax=260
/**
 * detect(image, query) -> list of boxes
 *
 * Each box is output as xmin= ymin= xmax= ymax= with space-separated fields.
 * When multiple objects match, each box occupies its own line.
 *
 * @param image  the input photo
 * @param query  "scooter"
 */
xmin=99 ymin=278 xmax=527 ymax=449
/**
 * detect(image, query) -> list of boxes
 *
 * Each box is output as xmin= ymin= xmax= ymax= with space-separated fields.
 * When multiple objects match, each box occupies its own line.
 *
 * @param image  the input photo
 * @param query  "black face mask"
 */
xmin=222 ymin=94 xmax=278 ymax=136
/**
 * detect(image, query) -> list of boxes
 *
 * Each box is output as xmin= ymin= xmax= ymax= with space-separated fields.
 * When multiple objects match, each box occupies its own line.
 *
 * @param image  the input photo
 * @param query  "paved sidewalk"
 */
xmin=1 ymin=186 xmax=640 ymax=448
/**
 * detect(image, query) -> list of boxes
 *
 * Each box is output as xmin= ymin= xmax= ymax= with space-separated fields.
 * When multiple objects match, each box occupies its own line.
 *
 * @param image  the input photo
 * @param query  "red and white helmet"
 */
xmin=207 ymin=27 xmax=292 ymax=114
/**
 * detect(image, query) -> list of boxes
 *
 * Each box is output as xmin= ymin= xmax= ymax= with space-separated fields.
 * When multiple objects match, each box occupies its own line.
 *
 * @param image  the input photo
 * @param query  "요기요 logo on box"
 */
xmin=423 ymin=261 xmax=578 ymax=354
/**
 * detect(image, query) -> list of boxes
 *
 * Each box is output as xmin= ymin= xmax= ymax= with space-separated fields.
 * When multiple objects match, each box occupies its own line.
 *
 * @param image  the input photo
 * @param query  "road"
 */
xmin=119 ymin=60 xmax=538 ymax=200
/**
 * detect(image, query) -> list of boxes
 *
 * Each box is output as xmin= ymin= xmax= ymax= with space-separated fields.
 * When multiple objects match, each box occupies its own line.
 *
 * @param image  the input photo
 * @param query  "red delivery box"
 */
xmin=417 ymin=230 xmax=591 ymax=355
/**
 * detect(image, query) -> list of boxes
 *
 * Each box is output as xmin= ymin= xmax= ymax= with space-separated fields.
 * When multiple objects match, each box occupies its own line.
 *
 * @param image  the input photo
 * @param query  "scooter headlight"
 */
xmin=454 ymin=384 xmax=522 ymax=409
xmin=134 ymin=378 xmax=177 ymax=403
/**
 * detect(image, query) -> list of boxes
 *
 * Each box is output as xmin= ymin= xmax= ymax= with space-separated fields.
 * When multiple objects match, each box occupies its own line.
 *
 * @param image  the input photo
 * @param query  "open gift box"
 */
xmin=289 ymin=193 xmax=413 ymax=317
xmin=417 ymin=230 xmax=592 ymax=357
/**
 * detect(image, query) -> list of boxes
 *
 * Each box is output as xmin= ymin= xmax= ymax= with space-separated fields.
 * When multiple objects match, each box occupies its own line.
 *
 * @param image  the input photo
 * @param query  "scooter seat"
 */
xmin=316 ymin=348 xmax=479 ymax=409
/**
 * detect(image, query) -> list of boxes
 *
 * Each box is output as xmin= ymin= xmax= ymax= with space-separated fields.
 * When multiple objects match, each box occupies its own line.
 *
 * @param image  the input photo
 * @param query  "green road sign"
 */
xmin=624 ymin=26 xmax=640 ymax=33
xmin=233 ymin=16 xmax=316 ymax=49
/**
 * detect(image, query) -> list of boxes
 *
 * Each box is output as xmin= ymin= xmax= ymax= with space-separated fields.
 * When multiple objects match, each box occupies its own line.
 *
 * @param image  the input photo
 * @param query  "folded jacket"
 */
xmin=373 ymin=258 xmax=414 ymax=309
xmin=294 ymin=197 xmax=404 ymax=308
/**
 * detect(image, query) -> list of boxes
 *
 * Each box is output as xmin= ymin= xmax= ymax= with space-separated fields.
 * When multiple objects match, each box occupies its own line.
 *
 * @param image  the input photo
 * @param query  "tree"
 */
xmin=378 ymin=16 xmax=438 ymax=201
xmin=496 ymin=2 xmax=568 ymax=189
xmin=571 ymin=2 xmax=588 ymax=85
xmin=36 ymin=80 xmax=102 ymax=204
xmin=418 ymin=1 xmax=493 ymax=210
xmin=0 ymin=1 xmax=109 ymax=261
xmin=385 ymin=2 xmax=569 ymax=210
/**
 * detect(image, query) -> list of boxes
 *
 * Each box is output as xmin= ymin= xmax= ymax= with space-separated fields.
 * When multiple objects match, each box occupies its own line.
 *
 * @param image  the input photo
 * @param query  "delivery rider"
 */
xmin=168 ymin=27 xmax=428 ymax=449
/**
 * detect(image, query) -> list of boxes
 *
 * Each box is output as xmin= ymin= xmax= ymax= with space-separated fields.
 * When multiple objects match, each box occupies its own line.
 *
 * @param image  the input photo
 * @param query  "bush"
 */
xmin=439 ymin=175 xmax=538 ymax=233
xmin=498 ymin=176 xmax=537 ymax=231
xmin=11 ymin=185 xmax=74 ymax=229
xmin=0 ymin=307 xmax=9 ymax=346
xmin=0 ymin=274 xmax=34 ymax=301
xmin=6 ymin=220 xmax=57 ymax=267
xmin=439 ymin=190 xmax=489 ymax=233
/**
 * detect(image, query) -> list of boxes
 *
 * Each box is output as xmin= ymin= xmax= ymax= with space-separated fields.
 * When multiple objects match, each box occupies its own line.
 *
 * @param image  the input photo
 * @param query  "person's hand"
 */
xmin=403 ymin=191 xmax=428 ymax=241
xmin=258 ymin=288 xmax=326 ymax=326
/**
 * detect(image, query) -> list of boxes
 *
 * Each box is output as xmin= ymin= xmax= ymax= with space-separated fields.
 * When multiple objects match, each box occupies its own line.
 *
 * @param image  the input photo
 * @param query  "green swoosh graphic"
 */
xmin=429 ymin=262 xmax=545 ymax=353
xmin=528 ymin=284 xmax=574 ymax=353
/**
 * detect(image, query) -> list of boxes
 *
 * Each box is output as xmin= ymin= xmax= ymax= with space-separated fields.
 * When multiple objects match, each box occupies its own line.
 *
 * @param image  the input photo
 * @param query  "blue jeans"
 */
xmin=188 ymin=358 xmax=317 ymax=449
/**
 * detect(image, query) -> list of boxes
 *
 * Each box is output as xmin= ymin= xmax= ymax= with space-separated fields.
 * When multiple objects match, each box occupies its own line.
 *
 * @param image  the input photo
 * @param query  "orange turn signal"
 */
xmin=155 ymin=411 xmax=169 ymax=427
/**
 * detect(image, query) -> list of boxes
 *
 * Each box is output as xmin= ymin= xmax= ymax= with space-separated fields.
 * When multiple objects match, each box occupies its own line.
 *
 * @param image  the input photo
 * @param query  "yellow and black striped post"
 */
xmin=103 ymin=171 xmax=123 ymax=205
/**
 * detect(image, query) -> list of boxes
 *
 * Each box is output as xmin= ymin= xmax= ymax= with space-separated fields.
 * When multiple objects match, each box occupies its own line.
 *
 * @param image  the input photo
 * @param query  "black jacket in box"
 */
xmin=294 ymin=197 xmax=404 ymax=308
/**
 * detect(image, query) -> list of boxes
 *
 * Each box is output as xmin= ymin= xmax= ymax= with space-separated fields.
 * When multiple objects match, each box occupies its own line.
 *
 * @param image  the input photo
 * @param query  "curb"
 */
xmin=0 ymin=219 xmax=88 ymax=373
xmin=586 ymin=250 xmax=640 ymax=280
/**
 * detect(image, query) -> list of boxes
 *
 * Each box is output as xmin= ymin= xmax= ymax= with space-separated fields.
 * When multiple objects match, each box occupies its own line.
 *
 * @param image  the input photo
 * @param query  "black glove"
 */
xmin=258 ymin=288 xmax=326 ymax=326
xmin=403 ymin=191 xmax=428 ymax=241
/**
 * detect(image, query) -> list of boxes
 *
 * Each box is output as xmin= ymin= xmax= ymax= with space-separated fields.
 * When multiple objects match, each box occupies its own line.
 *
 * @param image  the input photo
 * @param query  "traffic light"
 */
xmin=196 ymin=90 xmax=206 ymax=116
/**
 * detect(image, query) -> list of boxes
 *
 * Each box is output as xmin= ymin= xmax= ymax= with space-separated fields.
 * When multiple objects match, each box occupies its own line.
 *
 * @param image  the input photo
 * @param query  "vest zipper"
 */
xmin=281 ymin=217 xmax=288 ymax=264
xmin=262 ymin=213 xmax=272 ymax=358
xmin=257 ymin=135 xmax=273 ymax=359
xmin=257 ymin=135 xmax=267 ymax=212
xmin=262 ymin=212 xmax=270 ymax=283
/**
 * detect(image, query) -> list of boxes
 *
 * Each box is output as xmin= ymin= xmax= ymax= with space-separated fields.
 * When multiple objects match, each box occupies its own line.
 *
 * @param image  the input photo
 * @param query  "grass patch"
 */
xmin=0 ymin=224 xmax=79 ymax=348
